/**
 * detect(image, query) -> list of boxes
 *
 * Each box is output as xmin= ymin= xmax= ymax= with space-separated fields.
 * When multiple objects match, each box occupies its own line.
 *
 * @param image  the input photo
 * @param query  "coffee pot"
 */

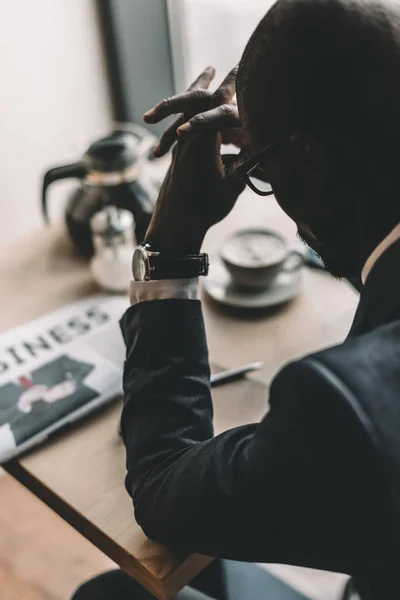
xmin=42 ymin=124 xmax=160 ymax=257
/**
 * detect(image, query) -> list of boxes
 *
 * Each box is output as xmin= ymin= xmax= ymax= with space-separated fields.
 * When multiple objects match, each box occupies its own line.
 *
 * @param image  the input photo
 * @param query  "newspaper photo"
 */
xmin=0 ymin=294 xmax=129 ymax=463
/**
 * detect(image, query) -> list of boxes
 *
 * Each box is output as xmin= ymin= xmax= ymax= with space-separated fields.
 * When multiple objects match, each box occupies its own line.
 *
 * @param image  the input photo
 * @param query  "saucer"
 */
xmin=203 ymin=257 xmax=303 ymax=310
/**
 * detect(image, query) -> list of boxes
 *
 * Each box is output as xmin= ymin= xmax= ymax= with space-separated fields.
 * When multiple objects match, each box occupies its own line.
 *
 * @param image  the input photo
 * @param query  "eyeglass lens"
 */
xmin=247 ymin=164 xmax=272 ymax=194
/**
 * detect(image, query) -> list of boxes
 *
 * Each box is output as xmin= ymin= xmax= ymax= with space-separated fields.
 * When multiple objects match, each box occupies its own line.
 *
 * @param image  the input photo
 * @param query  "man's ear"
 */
xmin=270 ymin=132 xmax=328 ymax=224
xmin=288 ymin=133 xmax=328 ymax=198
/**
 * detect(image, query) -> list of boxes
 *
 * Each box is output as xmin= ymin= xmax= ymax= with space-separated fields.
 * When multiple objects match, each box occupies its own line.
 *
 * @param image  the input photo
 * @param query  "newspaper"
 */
xmin=0 ymin=294 xmax=129 ymax=463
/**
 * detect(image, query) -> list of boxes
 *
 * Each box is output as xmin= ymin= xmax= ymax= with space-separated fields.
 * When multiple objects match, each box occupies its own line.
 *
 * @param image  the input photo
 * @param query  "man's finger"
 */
xmin=177 ymin=104 xmax=241 ymax=136
xmin=213 ymin=66 xmax=238 ymax=104
xmin=152 ymin=115 xmax=185 ymax=157
xmin=189 ymin=65 xmax=216 ymax=90
xmin=222 ymin=153 xmax=246 ymax=195
xmin=222 ymin=152 xmax=242 ymax=174
xmin=143 ymin=89 xmax=210 ymax=124
xmin=144 ymin=66 xmax=216 ymax=124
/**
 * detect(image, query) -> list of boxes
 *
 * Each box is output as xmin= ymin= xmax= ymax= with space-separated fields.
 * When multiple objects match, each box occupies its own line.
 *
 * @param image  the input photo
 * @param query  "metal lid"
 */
xmin=84 ymin=131 xmax=139 ymax=173
xmin=90 ymin=207 xmax=134 ymax=237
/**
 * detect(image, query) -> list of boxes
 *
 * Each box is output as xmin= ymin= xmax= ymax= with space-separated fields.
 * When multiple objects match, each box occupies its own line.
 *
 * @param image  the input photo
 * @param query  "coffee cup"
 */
xmin=220 ymin=228 xmax=304 ymax=290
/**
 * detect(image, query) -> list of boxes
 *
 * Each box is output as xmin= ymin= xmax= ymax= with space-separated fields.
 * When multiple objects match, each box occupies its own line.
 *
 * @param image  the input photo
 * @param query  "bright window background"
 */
xmin=167 ymin=0 xmax=275 ymax=92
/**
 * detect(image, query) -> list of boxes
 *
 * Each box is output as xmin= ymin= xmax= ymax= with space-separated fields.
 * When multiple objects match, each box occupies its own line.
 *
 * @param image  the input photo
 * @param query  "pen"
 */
xmin=210 ymin=362 xmax=263 ymax=388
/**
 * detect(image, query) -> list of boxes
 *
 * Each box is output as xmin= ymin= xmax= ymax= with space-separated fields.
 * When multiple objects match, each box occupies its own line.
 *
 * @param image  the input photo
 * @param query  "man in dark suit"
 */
xmin=73 ymin=1 xmax=400 ymax=599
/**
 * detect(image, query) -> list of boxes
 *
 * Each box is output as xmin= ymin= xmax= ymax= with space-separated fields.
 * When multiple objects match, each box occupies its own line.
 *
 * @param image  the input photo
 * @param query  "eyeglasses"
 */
xmin=235 ymin=142 xmax=279 ymax=196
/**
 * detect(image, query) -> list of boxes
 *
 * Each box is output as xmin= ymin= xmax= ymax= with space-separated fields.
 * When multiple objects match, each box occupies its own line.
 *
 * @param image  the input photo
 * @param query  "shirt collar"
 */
xmin=362 ymin=222 xmax=400 ymax=285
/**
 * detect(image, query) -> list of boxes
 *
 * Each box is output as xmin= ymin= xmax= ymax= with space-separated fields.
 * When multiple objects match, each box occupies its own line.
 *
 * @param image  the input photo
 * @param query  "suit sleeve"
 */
xmin=120 ymin=299 xmax=378 ymax=573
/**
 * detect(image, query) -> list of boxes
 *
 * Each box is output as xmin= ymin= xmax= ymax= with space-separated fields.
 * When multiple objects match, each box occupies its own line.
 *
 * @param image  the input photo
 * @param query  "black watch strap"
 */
xmin=150 ymin=254 xmax=209 ymax=279
xmin=141 ymin=244 xmax=209 ymax=280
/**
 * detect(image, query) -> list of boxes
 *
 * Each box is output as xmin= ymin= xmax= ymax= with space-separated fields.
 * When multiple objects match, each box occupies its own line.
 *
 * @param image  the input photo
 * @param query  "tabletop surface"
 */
xmin=1 ymin=191 xmax=359 ymax=600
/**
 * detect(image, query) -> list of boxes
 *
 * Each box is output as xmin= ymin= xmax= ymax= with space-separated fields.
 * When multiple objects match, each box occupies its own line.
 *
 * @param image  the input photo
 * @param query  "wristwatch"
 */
xmin=132 ymin=243 xmax=209 ymax=281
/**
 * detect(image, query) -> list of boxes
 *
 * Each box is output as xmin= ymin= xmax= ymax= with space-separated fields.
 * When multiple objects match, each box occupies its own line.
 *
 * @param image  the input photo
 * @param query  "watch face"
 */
xmin=132 ymin=247 xmax=148 ymax=281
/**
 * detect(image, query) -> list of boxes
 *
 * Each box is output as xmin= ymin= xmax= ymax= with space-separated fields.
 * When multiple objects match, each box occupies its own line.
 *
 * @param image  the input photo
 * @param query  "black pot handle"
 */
xmin=42 ymin=161 xmax=86 ymax=223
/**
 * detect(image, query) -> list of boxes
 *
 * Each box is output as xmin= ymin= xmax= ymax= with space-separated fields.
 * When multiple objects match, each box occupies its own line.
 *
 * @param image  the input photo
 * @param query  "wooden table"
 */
xmin=0 ymin=192 xmax=359 ymax=600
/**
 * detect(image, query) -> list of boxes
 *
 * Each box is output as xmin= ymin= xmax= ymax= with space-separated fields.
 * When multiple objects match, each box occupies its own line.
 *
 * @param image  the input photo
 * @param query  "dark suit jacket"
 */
xmin=120 ymin=239 xmax=400 ymax=600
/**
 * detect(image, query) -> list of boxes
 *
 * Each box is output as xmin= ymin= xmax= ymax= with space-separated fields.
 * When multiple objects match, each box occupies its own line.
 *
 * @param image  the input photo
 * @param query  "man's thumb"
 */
xmin=222 ymin=153 xmax=246 ymax=194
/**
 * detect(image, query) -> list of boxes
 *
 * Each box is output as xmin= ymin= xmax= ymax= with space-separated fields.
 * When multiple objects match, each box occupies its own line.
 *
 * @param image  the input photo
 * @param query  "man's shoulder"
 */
xmin=280 ymin=317 xmax=400 ymax=385
xmin=273 ymin=318 xmax=400 ymax=448
xmin=311 ymin=318 xmax=400 ymax=398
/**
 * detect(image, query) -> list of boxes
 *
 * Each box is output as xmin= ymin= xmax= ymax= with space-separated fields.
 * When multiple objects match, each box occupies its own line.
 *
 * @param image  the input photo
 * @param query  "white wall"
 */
xmin=168 ymin=0 xmax=275 ymax=92
xmin=0 ymin=0 xmax=112 ymax=245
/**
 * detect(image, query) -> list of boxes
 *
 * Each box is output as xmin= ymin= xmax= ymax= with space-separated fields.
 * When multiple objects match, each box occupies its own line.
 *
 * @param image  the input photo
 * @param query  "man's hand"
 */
xmin=142 ymin=67 xmax=246 ymax=254
xmin=144 ymin=66 xmax=245 ymax=158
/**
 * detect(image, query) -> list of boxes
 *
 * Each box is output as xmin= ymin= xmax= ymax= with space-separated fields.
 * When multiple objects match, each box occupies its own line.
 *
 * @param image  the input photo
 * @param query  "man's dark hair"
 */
xmin=239 ymin=0 xmax=400 ymax=149
xmin=237 ymin=0 xmax=400 ymax=268
xmin=238 ymin=0 xmax=400 ymax=169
